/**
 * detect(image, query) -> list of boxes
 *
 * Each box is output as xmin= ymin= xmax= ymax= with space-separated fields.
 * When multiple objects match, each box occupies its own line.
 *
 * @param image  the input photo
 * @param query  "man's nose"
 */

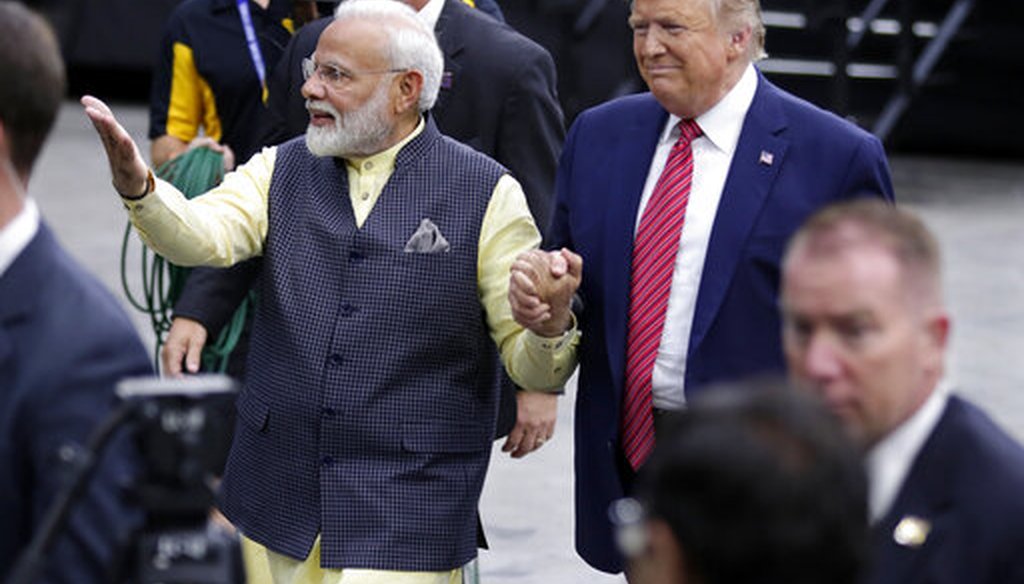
xmin=301 ymin=76 xmax=325 ymax=100
xmin=639 ymin=30 xmax=666 ymax=57
xmin=802 ymin=335 xmax=844 ymax=382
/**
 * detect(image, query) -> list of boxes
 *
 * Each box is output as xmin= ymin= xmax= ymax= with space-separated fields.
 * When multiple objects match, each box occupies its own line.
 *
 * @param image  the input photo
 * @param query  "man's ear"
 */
xmin=726 ymin=25 xmax=752 ymax=60
xmin=393 ymin=69 xmax=424 ymax=115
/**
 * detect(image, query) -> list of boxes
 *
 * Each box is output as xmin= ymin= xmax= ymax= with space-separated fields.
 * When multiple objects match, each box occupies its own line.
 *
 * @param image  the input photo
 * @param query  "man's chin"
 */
xmin=305 ymin=127 xmax=342 ymax=157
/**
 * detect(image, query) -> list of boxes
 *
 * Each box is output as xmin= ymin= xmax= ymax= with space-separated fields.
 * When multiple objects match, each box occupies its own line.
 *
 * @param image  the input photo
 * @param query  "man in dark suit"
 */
xmin=164 ymin=0 xmax=565 ymax=455
xmin=0 ymin=4 xmax=154 ymax=582
xmin=509 ymin=0 xmax=893 ymax=573
xmin=781 ymin=199 xmax=1024 ymax=584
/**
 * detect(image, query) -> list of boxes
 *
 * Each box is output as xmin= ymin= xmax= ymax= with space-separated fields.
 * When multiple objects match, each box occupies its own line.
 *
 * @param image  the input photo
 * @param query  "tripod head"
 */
xmin=5 ymin=374 xmax=243 ymax=584
xmin=116 ymin=375 xmax=244 ymax=584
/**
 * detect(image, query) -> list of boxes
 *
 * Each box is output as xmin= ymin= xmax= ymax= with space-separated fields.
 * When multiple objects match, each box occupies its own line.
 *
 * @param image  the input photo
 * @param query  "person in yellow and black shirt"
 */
xmin=148 ymin=0 xmax=298 ymax=169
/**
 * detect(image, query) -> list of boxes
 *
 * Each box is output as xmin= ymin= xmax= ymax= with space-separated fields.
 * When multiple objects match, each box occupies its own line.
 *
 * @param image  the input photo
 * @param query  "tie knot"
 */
xmin=676 ymin=118 xmax=702 ymax=144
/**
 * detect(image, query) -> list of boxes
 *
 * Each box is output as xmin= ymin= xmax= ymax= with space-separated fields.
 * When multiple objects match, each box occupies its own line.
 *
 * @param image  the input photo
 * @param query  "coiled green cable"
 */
xmin=120 ymin=146 xmax=252 ymax=373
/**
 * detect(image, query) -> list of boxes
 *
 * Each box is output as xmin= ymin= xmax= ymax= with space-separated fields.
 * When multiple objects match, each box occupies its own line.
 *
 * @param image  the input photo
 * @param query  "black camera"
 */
xmin=116 ymin=375 xmax=243 ymax=584
xmin=7 ymin=375 xmax=244 ymax=584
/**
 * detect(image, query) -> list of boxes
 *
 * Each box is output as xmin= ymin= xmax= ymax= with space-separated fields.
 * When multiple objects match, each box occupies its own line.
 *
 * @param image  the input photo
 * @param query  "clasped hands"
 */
xmin=508 ymin=247 xmax=582 ymax=338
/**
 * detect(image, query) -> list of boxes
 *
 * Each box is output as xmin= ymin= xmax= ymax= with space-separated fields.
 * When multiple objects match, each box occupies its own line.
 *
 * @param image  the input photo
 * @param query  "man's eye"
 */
xmin=839 ymin=322 xmax=870 ymax=343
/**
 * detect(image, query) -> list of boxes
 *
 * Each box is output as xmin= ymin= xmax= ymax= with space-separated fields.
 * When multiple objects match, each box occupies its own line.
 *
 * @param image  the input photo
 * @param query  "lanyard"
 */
xmin=236 ymin=0 xmax=267 ymax=94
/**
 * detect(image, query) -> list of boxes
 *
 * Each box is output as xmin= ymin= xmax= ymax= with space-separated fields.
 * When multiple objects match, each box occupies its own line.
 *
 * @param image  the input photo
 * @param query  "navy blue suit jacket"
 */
xmin=547 ymin=74 xmax=895 ymax=572
xmin=869 ymin=395 xmax=1024 ymax=584
xmin=0 ymin=223 xmax=153 ymax=583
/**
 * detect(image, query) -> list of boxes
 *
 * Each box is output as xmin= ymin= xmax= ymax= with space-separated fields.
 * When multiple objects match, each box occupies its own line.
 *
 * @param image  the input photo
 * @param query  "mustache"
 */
xmin=306 ymin=99 xmax=340 ymax=118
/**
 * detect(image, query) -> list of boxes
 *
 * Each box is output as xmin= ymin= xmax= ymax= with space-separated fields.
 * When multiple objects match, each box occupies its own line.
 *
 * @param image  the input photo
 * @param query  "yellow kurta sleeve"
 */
xmin=122 ymin=146 xmax=277 ymax=267
xmin=478 ymin=174 xmax=580 ymax=392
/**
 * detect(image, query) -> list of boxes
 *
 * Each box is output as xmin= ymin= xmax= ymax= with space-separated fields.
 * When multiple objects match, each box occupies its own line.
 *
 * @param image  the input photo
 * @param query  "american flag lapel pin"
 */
xmin=759 ymin=150 xmax=774 ymax=166
xmin=441 ymin=71 xmax=453 ymax=89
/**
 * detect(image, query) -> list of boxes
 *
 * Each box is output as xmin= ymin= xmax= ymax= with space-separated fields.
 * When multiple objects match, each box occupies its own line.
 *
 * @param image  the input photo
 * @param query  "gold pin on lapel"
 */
xmin=893 ymin=516 xmax=931 ymax=548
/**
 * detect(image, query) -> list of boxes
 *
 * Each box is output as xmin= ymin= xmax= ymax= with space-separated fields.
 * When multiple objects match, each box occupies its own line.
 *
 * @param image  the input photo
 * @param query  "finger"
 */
xmin=510 ymin=271 xmax=542 ymax=302
xmin=548 ymin=251 xmax=568 ymax=277
xmin=81 ymin=95 xmax=114 ymax=117
xmin=514 ymin=427 xmax=539 ymax=456
xmin=185 ymin=337 xmax=203 ymax=373
xmin=564 ymin=249 xmax=584 ymax=278
xmin=160 ymin=342 xmax=185 ymax=377
xmin=502 ymin=425 xmax=525 ymax=453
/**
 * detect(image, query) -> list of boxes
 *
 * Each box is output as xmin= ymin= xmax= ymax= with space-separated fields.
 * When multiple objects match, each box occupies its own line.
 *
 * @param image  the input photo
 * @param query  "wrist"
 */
xmin=119 ymin=168 xmax=155 ymax=200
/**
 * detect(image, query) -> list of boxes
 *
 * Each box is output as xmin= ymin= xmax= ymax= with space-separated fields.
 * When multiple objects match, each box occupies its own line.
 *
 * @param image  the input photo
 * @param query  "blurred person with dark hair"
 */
xmin=616 ymin=383 xmax=868 ymax=584
xmin=782 ymin=199 xmax=1024 ymax=584
xmin=0 ymin=3 xmax=153 ymax=582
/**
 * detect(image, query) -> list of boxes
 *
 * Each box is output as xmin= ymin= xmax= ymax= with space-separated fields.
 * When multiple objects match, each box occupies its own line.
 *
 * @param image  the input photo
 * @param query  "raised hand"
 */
xmin=81 ymin=95 xmax=150 ymax=198
xmin=509 ymin=248 xmax=582 ymax=338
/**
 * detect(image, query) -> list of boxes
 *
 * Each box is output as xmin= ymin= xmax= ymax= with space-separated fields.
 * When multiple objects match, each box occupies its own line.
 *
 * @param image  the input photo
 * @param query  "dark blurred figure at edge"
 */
xmin=502 ymin=0 xmax=645 ymax=124
xmin=618 ymin=383 xmax=868 ymax=584
xmin=163 ymin=0 xmax=565 ymax=456
xmin=0 ymin=3 xmax=154 ymax=582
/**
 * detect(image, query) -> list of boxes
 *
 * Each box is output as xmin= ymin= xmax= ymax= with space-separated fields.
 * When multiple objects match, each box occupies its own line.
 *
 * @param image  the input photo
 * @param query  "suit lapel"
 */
xmin=604 ymin=97 xmax=668 ymax=393
xmin=0 ymin=226 xmax=46 ymax=372
xmin=869 ymin=400 xmax=960 ymax=584
xmin=431 ymin=0 xmax=464 ymax=116
xmin=688 ymin=75 xmax=789 ymax=357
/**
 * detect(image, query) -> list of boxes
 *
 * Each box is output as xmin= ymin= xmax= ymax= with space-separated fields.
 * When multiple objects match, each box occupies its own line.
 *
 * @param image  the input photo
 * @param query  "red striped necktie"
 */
xmin=621 ymin=118 xmax=702 ymax=470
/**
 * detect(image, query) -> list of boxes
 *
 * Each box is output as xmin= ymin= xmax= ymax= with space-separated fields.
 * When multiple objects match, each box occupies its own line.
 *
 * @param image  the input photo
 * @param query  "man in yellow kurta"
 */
xmin=82 ymin=1 xmax=580 ymax=582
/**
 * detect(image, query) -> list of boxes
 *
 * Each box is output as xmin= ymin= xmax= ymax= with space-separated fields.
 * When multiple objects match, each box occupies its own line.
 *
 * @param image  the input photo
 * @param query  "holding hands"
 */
xmin=509 ymin=248 xmax=582 ymax=338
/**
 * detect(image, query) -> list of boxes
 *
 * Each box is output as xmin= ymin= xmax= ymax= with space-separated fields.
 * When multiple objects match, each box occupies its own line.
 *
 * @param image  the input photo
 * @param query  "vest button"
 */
xmin=341 ymin=303 xmax=356 ymax=316
xmin=328 ymin=353 xmax=344 ymax=366
xmin=349 ymin=251 xmax=364 ymax=262
xmin=321 ymin=456 xmax=334 ymax=466
xmin=321 ymin=407 xmax=336 ymax=417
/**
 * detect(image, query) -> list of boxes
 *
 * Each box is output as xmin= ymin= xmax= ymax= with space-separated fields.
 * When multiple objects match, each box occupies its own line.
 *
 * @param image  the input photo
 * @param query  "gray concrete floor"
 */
xmin=28 ymin=101 xmax=1024 ymax=583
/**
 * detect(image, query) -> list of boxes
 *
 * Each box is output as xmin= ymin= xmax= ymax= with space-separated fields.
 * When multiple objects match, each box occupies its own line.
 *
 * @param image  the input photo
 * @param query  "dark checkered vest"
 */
xmin=219 ymin=120 xmax=506 ymax=571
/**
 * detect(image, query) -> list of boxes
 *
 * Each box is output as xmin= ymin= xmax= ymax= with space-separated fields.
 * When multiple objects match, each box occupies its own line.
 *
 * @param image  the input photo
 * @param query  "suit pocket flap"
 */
xmin=236 ymin=390 xmax=269 ymax=433
xmin=402 ymin=421 xmax=491 ymax=453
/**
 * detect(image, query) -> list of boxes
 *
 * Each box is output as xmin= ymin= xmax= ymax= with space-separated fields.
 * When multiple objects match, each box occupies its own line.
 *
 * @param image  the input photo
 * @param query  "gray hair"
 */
xmin=334 ymin=0 xmax=444 ymax=111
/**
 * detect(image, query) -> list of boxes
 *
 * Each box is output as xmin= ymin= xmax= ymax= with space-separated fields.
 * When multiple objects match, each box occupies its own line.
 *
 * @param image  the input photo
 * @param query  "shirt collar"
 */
xmin=864 ymin=380 xmax=951 ymax=523
xmin=345 ymin=116 xmax=426 ymax=173
xmin=660 ymin=63 xmax=758 ymax=155
xmin=417 ymin=0 xmax=445 ymax=31
xmin=0 ymin=197 xmax=40 ymax=279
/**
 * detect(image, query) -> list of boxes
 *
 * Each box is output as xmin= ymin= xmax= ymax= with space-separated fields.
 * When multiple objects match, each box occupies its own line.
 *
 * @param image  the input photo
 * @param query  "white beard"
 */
xmin=305 ymin=81 xmax=394 ymax=159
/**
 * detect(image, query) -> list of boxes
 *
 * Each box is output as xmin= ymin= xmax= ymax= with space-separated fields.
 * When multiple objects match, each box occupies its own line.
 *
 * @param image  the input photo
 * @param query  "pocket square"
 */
xmin=404 ymin=218 xmax=450 ymax=254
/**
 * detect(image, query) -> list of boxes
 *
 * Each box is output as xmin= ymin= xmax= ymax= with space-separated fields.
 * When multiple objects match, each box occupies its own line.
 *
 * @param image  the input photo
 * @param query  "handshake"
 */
xmin=508 ymin=248 xmax=583 ymax=338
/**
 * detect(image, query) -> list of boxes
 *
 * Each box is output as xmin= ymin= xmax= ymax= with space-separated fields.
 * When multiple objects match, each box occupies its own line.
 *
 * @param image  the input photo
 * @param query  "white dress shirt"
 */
xmin=0 ymin=198 xmax=39 ymax=280
xmin=865 ymin=381 xmax=951 ymax=523
xmin=636 ymin=64 xmax=758 ymax=410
